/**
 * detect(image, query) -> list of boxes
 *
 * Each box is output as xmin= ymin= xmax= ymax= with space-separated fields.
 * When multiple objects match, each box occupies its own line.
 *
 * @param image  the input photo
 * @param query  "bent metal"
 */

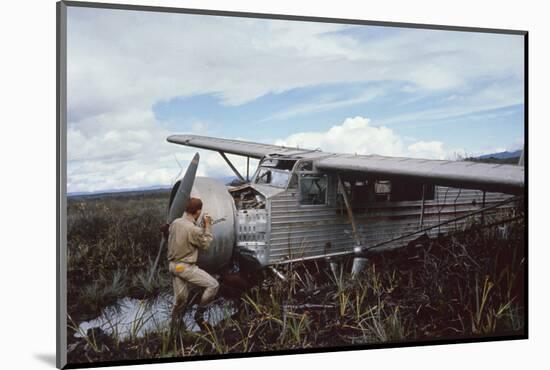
xmin=161 ymin=134 xmax=524 ymax=276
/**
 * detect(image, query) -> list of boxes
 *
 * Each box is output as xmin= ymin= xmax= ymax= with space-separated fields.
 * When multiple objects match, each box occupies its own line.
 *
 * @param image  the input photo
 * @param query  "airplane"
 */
xmin=150 ymin=134 xmax=525 ymax=280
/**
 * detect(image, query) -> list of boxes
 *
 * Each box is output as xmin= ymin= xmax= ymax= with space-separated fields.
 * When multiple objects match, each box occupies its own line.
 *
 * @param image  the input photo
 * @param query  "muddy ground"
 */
xmin=66 ymin=190 xmax=525 ymax=365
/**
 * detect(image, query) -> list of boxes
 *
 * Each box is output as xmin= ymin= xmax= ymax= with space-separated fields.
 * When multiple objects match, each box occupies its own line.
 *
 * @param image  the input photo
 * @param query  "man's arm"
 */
xmin=189 ymin=220 xmax=213 ymax=250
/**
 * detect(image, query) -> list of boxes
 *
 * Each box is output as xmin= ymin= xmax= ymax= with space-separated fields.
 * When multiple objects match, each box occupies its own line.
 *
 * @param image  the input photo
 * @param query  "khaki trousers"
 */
xmin=169 ymin=261 xmax=219 ymax=310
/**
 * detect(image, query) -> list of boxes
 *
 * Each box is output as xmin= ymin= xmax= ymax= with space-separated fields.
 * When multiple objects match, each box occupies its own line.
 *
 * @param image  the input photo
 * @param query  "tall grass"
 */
xmin=67 ymin=191 xmax=524 ymax=364
xmin=67 ymin=191 xmax=172 ymax=320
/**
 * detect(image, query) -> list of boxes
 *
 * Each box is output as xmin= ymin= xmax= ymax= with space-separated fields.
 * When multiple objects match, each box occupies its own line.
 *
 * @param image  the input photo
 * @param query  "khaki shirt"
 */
xmin=167 ymin=213 xmax=213 ymax=264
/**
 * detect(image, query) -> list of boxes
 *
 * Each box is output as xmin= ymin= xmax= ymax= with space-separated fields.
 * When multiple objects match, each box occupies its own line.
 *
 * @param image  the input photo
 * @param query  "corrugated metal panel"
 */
xmin=266 ymin=185 xmax=515 ymax=265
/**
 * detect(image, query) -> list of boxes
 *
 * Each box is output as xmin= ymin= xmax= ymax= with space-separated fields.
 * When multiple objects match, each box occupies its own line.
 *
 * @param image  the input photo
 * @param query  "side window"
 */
xmin=391 ymin=182 xmax=435 ymax=201
xmin=336 ymin=179 xmax=390 ymax=208
xmin=300 ymin=174 xmax=327 ymax=205
xmin=373 ymin=180 xmax=435 ymax=202
xmin=375 ymin=180 xmax=391 ymax=202
xmin=336 ymin=177 xmax=434 ymax=205
xmin=296 ymin=161 xmax=313 ymax=171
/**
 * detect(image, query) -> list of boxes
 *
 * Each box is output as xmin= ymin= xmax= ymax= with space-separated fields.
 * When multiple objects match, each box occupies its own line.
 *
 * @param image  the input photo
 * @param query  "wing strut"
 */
xmin=337 ymin=175 xmax=362 ymax=248
xmin=219 ymin=151 xmax=245 ymax=182
xmin=337 ymin=175 xmax=369 ymax=276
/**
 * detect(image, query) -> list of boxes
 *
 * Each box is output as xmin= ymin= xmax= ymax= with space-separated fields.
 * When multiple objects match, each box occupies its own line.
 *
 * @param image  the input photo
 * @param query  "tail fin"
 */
xmin=518 ymin=147 xmax=524 ymax=166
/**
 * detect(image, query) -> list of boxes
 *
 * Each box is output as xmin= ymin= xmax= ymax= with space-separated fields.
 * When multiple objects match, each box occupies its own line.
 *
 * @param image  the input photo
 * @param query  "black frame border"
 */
xmin=56 ymin=1 xmax=529 ymax=369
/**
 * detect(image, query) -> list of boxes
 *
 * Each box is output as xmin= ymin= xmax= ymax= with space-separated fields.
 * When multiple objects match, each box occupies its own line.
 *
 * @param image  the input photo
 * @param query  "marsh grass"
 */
xmin=79 ymin=269 xmax=127 ymax=313
xmin=67 ymin=191 xmax=524 ymax=364
xmin=67 ymin=191 xmax=171 ymax=320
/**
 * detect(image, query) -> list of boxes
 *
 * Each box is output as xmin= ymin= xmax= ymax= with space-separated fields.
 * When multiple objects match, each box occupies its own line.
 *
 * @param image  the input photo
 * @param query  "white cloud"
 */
xmin=261 ymin=87 xmax=384 ymax=122
xmin=67 ymin=111 xmax=515 ymax=193
xmin=407 ymin=141 xmax=446 ymax=160
xmin=275 ymin=116 xmax=404 ymax=156
xmin=378 ymin=80 xmax=524 ymax=128
xmin=275 ymin=116 xmax=458 ymax=160
xmin=66 ymin=8 xmax=523 ymax=192
xmin=67 ymin=8 xmax=523 ymax=123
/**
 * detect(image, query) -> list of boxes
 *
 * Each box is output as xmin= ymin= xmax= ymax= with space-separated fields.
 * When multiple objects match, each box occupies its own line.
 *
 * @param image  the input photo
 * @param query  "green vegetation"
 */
xmin=466 ymin=156 xmax=521 ymax=165
xmin=67 ymin=190 xmax=525 ymax=364
xmin=67 ymin=190 xmax=172 ymax=320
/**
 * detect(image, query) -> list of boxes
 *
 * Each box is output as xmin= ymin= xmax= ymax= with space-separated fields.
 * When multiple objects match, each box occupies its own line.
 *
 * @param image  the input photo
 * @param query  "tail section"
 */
xmin=518 ymin=147 xmax=524 ymax=166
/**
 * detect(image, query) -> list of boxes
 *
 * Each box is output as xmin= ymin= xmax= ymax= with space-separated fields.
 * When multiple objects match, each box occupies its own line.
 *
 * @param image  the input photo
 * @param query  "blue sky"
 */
xmin=153 ymin=81 xmax=523 ymax=152
xmin=66 ymin=7 xmax=524 ymax=193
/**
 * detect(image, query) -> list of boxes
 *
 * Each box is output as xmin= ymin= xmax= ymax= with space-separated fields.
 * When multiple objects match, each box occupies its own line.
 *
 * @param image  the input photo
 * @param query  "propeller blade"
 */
xmin=167 ymin=152 xmax=200 ymax=223
xmin=149 ymin=152 xmax=200 ymax=283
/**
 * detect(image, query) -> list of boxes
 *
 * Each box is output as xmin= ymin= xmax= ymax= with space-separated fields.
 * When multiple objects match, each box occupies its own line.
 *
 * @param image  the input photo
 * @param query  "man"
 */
xmin=167 ymin=197 xmax=219 ymax=327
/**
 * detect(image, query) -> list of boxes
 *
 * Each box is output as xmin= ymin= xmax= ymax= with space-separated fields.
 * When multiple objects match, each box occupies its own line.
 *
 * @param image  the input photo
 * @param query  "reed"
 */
xmin=66 ymin=191 xmax=525 ymax=364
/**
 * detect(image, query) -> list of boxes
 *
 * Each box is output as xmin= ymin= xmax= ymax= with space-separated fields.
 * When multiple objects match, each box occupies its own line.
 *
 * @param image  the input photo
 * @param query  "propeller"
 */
xmin=148 ymin=152 xmax=200 ymax=283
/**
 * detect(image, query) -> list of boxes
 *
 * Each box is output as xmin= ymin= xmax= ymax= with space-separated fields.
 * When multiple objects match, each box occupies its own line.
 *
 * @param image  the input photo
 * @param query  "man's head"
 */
xmin=185 ymin=197 xmax=203 ymax=220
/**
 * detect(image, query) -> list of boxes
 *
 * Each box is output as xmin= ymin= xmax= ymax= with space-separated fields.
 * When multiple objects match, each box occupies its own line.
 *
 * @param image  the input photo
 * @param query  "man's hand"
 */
xmin=203 ymin=215 xmax=212 ymax=228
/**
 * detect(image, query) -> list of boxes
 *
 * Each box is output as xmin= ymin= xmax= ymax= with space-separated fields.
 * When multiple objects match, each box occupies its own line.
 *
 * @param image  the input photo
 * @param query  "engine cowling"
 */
xmin=189 ymin=177 xmax=236 ymax=273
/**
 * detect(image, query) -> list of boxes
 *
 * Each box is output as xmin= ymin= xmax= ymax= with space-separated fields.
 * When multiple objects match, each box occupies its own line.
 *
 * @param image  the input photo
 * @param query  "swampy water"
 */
xmin=76 ymin=295 xmax=237 ymax=339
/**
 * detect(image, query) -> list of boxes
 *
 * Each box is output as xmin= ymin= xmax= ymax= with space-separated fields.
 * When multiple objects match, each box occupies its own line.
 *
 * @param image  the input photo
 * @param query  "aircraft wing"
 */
xmin=167 ymin=134 xmax=290 ymax=159
xmin=168 ymin=134 xmax=525 ymax=194
xmin=315 ymin=154 xmax=524 ymax=194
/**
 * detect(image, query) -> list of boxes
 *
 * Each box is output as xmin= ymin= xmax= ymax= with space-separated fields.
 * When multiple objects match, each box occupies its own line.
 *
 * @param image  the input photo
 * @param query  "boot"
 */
xmin=194 ymin=306 xmax=208 ymax=331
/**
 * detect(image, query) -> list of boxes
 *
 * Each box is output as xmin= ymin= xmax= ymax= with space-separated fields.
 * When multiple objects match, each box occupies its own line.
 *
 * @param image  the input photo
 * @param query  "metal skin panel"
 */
xmin=236 ymin=209 xmax=269 ymax=267
xmin=231 ymin=183 xmax=278 ymax=268
xmin=189 ymin=177 xmax=237 ymax=273
xmin=166 ymin=172 xmax=515 ymax=270
xmin=166 ymin=135 xmax=522 ymax=268
xmin=265 ymin=184 xmax=514 ymax=266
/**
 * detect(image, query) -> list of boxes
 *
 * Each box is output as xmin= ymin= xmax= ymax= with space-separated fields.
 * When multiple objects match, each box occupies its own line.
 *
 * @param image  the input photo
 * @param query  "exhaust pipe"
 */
xmin=351 ymin=257 xmax=368 ymax=277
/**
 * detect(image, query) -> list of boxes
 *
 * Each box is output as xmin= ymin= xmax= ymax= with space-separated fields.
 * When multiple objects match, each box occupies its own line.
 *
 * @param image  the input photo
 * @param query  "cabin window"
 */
xmin=337 ymin=177 xmax=435 ymax=205
xmin=338 ymin=179 xmax=381 ymax=204
xmin=373 ymin=180 xmax=435 ymax=202
xmin=296 ymin=161 xmax=313 ymax=171
xmin=253 ymin=158 xmax=296 ymax=189
xmin=261 ymin=158 xmax=296 ymax=171
xmin=299 ymin=174 xmax=327 ymax=205
xmin=254 ymin=168 xmax=290 ymax=188
xmin=391 ymin=182 xmax=435 ymax=202
xmin=374 ymin=180 xmax=391 ymax=201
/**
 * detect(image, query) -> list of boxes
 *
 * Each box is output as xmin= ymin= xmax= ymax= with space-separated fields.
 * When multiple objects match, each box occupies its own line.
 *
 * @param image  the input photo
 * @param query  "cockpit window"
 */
xmin=254 ymin=168 xmax=290 ymax=188
xmin=299 ymin=174 xmax=327 ymax=205
xmin=261 ymin=158 xmax=296 ymax=170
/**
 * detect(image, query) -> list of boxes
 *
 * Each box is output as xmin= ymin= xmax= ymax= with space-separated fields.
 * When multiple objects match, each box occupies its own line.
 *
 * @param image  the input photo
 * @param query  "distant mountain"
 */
xmin=466 ymin=149 xmax=523 ymax=165
xmin=478 ymin=149 xmax=522 ymax=160
xmin=219 ymin=176 xmax=239 ymax=185
xmin=68 ymin=176 xmax=241 ymax=197
xmin=68 ymin=185 xmax=172 ymax=197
